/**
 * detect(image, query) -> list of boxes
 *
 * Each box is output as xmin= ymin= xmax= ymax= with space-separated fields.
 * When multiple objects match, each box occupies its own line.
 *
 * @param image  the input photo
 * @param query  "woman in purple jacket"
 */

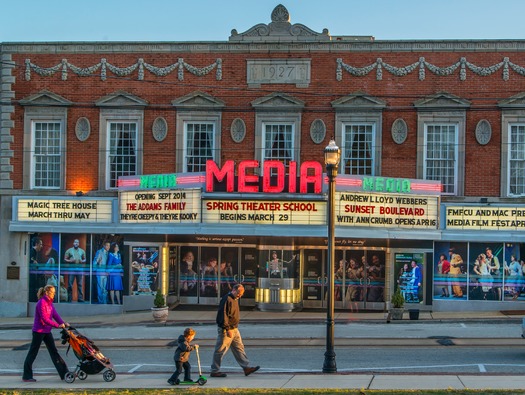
xmin=22 ymin=285 xmax=69 ymax=382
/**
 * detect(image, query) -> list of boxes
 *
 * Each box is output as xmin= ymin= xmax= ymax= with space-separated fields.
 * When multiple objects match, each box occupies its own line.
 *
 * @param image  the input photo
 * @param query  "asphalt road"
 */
xmin=4 ymin=345 xmax=525 ymax=376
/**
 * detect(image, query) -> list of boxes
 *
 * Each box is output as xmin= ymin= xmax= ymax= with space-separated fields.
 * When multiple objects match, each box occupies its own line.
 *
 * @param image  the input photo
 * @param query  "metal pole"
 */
xmin=323 ymin=163 xmax=337 ymax=373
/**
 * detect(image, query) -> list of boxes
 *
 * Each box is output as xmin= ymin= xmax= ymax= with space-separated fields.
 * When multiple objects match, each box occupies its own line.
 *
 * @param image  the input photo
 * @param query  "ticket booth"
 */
xmin=255 ymin=248 xmax=301 ymax=311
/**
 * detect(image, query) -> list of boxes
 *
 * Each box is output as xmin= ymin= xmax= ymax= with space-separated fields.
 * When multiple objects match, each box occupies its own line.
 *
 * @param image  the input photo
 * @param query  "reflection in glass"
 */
xmin=179 ymin=248 xmax=197 ymax=297
xmin=200 ymin=247 xmax=219 ymax=298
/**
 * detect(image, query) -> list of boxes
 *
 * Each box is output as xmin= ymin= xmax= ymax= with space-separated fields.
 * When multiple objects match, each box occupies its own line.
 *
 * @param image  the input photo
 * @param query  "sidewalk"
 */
xmin=5 ymin=372 xmax=525 ymax=391
xmin=0 ymin=307 xmax=520 ymax=329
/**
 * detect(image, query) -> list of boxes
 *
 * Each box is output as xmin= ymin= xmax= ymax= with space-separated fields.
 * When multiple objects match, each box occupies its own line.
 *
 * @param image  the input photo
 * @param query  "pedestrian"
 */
xmin=167 ymin=327 xmax=198 ymax=385
xmin=210 ymin=283 xmax=260 ymax=377
xmin=22 ymin=285 xmax=69 ymax=382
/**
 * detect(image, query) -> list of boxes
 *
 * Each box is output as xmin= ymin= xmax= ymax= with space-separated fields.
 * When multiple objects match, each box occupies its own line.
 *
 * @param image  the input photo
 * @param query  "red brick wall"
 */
xmin=10 ymin=49 xmax=524 ymax=197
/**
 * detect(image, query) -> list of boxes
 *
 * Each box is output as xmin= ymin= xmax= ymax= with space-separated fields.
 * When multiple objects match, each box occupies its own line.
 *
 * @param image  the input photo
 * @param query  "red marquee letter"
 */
xmin=206 ymin=160 xmax=234 ymax=192
xmin=300 ymin=161 xmax=323 ymax=193
xmin=263 ymin=161 xmax=285 ymax=193
xmin=288 ymin=161 xmax=297 ymax=193
xmin=238 ymin=160 xmax=259 ymax=193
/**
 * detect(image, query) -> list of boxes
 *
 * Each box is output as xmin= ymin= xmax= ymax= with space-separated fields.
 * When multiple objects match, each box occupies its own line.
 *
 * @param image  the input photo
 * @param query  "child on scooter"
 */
xmin=168 ymin=327 xmax=198 ymax=385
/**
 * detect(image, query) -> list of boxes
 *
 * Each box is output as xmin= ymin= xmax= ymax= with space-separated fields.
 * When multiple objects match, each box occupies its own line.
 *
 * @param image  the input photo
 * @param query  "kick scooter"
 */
xmin=176 ymin=345 xmax=207 ymax=386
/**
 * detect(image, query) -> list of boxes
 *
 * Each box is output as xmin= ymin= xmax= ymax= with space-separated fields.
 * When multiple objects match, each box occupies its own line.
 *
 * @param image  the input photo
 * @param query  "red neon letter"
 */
xmin=238 ymin=160 xmax=259 ymax=193
xmin=300 ymin=161 xmax=323 ymax=193
xmin=263 ymin=161 xmax=285 ymax=193
xmin=206 ymin=160 xmax=234 ymax=192
xmin=288 ymin=161 xmax=297 ymax=193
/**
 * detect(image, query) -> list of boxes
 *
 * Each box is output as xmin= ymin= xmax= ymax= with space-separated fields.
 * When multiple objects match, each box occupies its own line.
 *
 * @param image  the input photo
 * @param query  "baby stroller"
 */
xmin=60 ymin=326 xmax=116 ymax=383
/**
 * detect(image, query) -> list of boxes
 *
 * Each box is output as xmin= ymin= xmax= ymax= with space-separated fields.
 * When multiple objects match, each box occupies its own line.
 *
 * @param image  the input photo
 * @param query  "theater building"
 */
xmin=1 ymin=4 xmax=525 ymax=317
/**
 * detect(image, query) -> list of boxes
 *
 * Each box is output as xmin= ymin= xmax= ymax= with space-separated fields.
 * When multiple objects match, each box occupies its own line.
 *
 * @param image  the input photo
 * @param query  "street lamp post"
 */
xmin=323 ymin=139 xmax=340 ymax=373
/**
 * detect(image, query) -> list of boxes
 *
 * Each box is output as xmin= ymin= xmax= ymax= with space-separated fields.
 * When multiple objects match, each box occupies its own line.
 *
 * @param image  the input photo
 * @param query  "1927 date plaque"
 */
xmin=247 ymin=59 xmax=311 ymax=87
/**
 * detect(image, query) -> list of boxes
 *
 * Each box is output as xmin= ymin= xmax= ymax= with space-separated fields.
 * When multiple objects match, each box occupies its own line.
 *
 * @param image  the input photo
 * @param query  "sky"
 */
xmin=1 ymin=0 xmax=525 ymax=43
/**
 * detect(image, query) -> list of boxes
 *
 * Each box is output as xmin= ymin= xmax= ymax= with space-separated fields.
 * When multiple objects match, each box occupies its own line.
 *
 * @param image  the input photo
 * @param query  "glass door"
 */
xmin=199 ymin=247 xmax=219 ymax=304
xmin=362 ymin=250 xmax=386 ymax=310
xmin=219 ymin=247 xmax=238 ymax=298
xmin=178 ymin=246 xmax=220 ymax=305
xmin=336 ymin=249 xmax=385 ymax=311
xmin=343 ymin=254 xmax=366 ymax=310
xmin=333 ymin=250 xmax=345 ymax=309
xmin=302 ymin=249 xmax=325 ymax=308
xmin=239 ymin=247 xmax=257 ymax=306
xmin=179 ymin=246 xmax=199 ymax=304
xmin=178 ymin=245 xmax=256 ymax=306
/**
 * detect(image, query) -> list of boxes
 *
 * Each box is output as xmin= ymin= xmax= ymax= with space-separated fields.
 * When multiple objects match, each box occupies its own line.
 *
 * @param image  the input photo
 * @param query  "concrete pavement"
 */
xmin=5 ymin=372 xmax=525 ymax=391
xmin=2 ymin=307 xmax=525 ymax=391
xmin=0 ymin=306 xmax=520 ymax=328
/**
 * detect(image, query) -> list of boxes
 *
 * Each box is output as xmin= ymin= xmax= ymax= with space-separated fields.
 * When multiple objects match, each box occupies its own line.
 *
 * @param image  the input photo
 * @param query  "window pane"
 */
xmin=425 ymin=124 xmax=456 ymax=194
xmin=343 ymin=124 xmax=374 ymax=175
xmin=108 ymin=122 xmax=137 ymax=188
xmin=509 ymin=125 xmax=525 ymax=195
xmin=263 ymin=124 xmax=293 ymax=175
xmin=185 ymin=123 xmax=214 ymax=172
xmin=33 ymin=122 xmax=61 ymax=188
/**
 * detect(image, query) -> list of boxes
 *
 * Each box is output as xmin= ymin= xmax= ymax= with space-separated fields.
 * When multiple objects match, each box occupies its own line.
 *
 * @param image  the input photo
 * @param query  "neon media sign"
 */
xmin=205 ymin=160 xmax=414 ymax=194
xmin=139 ymin=174 xmax=177 ymax=189
xmin=206 ymin=160 xmax=323 ymax=194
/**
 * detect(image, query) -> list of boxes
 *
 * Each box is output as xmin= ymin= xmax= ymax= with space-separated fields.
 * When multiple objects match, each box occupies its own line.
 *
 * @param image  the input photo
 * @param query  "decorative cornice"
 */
xmin=24 ymin=58 xmax=222 ymax=81
xmin=251 ymin=92 xmax=305 ymax=111
xmin=229 ymin=4 xmax=330 ymax=42
xmin=95 ymin=90 xmax=148 ymax=107
xmin=498 ymin=92 xmax=525 ymax=108
xmin=171 ymin=91 xmax=225 ymax=109
xmin=7 ymin=41 xmax=525 ymax=54
xmin=331 ymin=92 xmax=386 ymax=111
xmin=414 ymin=92 xmax=471 ymax=109
xmin=19 ymin=89 xmax=72 ymax=106
xmin=337 ymin=57 xmax=520 ymax=81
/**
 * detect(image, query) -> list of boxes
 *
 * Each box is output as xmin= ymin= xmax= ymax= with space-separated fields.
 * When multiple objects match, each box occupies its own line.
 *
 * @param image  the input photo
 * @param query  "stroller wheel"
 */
xmin=78 ymin=370 xmax=87 ymax=380
xmin=103 ymin=369 xmax=116 ymax=382
xmin=64 ymin=371 xmax=76 ymax=383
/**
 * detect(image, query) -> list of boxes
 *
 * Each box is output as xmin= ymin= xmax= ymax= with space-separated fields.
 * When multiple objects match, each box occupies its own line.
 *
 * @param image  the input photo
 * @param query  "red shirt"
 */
xmin=441 ymin=259 xmax=451 ymax=274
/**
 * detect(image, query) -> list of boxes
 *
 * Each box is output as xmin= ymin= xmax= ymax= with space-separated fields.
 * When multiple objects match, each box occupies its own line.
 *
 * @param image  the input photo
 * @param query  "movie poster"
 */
xmin=131 ymin=246 xmax=159 ymax=295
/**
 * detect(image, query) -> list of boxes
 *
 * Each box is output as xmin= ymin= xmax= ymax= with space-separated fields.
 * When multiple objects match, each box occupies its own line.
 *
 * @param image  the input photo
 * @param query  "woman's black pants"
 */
xmin=23 ymin=331 xmax=68 ymax=380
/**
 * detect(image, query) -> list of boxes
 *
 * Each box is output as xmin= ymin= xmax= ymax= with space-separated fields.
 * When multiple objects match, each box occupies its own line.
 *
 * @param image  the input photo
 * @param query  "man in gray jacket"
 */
xmin=210 ymin=284 xmax=260 ymax=377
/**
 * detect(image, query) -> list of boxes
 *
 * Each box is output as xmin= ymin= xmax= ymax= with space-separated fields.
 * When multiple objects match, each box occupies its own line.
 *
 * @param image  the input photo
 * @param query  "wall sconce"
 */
xmin=479 ymin=197 xmax=488 ymax=204
xmin=76 ymin=191 xmax=84 ymax=197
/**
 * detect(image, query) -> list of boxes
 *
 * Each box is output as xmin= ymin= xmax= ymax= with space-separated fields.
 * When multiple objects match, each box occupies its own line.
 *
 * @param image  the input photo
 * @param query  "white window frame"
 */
xmin=261 ymin=122 xmax=295 ymax=172
xmin=341 ymin=122 xmax=376 ymax=176
xmin=99 ymin=109 xmax=143 ymax=190
xmin=184 ymin=121 xmax=215 ymax=172
xmin=176 ymin=112 xmax=221 ymax=172
xmin=255 ymin=114 xmax=301 ymax=175
xmin=334 ymin=113 xmax=382 ymax=176
xmin=422 ymin=123 xmax=458 ymax=195
xmin=416 ymin=112 xmax=465 ymax=196
xmin=23 ymin=108 xmax=67 ymax=190
xmin=107 ymin=121 xmax=138 ymax=189
xmin=504 ymin=120 xmax=525 ymax=197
